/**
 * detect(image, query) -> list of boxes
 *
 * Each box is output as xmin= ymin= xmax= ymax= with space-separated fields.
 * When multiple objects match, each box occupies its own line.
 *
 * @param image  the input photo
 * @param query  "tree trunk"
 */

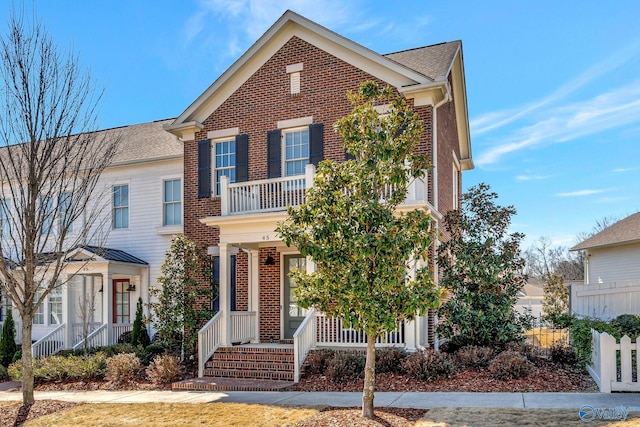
xmin=362 ymin=334 xmax=376 ymax=418
xmin=21 ymin=318 xmax=34 ymax=405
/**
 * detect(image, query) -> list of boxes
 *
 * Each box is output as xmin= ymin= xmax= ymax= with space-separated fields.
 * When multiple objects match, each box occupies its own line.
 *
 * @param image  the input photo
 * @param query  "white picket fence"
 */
xmin=588 ymin=329 xmax=640 ymax=393
xmin=571 ymin=280 xmax=640 ymax=319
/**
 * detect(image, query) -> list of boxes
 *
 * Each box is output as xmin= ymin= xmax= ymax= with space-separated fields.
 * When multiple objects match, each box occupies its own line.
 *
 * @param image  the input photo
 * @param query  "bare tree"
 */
xmin=77 ymin=287 xmax=98 ymax=355
xmin=0 ymin=12 xmax=119 ymax=405
xmin=523 ymin=237 xmax=583 ymax=281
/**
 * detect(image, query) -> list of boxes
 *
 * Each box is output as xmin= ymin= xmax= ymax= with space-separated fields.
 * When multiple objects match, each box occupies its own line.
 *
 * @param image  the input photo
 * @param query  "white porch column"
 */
xmin=404 ymin=258 xmax=418 ymax=350
xmin=103 ymin=273 xmax=113 ymax=344
xmin=305 ymin=163 xmax=315 ymax=189
xmin=62 ymin=275 xmax=73 ymax=349
xmin=219 ymin=243 xmax=232 ymax=346
xmin=248 ymin=249 xmax=260 ymax=343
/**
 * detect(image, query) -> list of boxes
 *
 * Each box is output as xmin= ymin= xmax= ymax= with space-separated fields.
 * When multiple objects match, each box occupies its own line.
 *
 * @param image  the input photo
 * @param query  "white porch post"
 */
xmin=62 ymin=275 xmax=73 ymax=349
xmin=305 ymin=163 xmax=315 ymax=189
xmin=404 ymin=258 xmax=418 ymax=350
xmin=220 ymin=175 xmax=230 ymax=215
xmin=103 ymin=273 xmax=113 ymax=344
xmin=248 ymin=249 xmax=260 ymax=343
xmin=219 ymin=243 xmax=232 ymax=346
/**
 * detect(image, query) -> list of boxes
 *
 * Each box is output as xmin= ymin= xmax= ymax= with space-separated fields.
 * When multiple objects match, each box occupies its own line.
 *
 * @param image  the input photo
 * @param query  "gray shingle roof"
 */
xmin=105 ymin=118 xmax=182 ymax=165
xmin=82 ymin=245 xmax=148 ymax=265
xmin=384 ymin=41 xmax=461 ymax=81
xmin=571 ymin=212 xmax=640 ymax=251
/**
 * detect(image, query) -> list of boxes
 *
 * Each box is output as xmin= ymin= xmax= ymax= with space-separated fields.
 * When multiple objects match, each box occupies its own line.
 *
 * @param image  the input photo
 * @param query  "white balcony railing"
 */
xmin=220 ymin=164 xmax=428 ymax=216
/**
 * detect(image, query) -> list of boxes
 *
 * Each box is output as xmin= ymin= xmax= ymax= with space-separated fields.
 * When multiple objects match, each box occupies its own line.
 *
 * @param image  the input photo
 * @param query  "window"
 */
xmin=0 ymin=199 xmax=10 ymax=236
xmin=283 ymin=127 xmax=309 ymax=176
xmin=213 ymin=140 xmax=236 ymax=196
xmin=113 ymin=184 xmax=129 ymax=229
xmin=163 ymin=179 xmax=181 ymax=225
xmin=211 ymin=255 xmax=236 ymax=312
xmin=48 ymin=287 xmax=62 ymax=325
xmin=113 ymin=280 xmax=131 ymax=324
xmin=0 ymin=291 xmax=12 ymax=322
xmin=33 ymin=288 xmax=44 ymax=325
xmin=59 ymin=192 xmax=73 ymax=233
xmin=40 ymin=195 xmax=53 ymax=235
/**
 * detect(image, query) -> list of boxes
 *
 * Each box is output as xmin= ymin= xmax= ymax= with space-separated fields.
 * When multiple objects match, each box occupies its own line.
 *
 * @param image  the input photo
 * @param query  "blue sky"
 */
xmin=2 ymin=1 xmax=639 ymax=249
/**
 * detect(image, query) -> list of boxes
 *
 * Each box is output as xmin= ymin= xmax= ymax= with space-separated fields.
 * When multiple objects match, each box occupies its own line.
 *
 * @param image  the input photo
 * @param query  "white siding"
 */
xmin=587 ymin=243 xmax=640 ymax=284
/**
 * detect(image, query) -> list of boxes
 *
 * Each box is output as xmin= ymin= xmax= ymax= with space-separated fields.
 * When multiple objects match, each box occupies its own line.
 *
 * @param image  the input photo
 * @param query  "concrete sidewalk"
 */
xmin=0 ymin=389 xmax=638 ymax=410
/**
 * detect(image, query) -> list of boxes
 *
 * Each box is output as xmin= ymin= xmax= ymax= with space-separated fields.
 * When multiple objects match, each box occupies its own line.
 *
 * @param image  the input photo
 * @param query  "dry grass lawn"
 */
xmin=417 ymin=407 xmax=640 ymax=427
xmin=24 ymin=402 xmax=322 ymax=427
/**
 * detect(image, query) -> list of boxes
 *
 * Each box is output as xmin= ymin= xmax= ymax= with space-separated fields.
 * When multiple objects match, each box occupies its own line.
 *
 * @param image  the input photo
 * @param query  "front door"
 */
xmin=283 ymin=255 xmax=307 ymax=339
xmin=113 ymin=279 xmax=131 ymax=324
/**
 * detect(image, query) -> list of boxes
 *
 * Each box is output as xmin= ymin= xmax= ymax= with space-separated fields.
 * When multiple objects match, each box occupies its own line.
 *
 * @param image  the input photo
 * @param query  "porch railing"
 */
xmin=112 ymin=323 xmax=133 ymax=343
xmin=293 ymin=308 xmax=317 ymax=383
xmin=32 ymin=323 xmax=66 ymax=358
xmin=198 ymin=311 xmax=223 ymax=378
xmin=72 ymin=322 xmax=103 ymax=347
xmin=315 ymin=313 xmax=405 ymax=346
xmin=221 ymin=173 xmax=310 ymax=215
xmin=230 ymin=311 xmax=256 ymax=343
xmin=73 ymin=324 xmax=108 ymax=351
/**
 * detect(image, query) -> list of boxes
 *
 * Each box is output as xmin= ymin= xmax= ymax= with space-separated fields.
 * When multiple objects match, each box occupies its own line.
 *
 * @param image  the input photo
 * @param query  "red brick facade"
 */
xmin=182 ymin=36 xmax=461 ymax=343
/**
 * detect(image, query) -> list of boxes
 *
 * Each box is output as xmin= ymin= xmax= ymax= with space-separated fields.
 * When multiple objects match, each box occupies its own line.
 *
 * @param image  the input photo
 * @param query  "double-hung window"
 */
xmin=0 ymin=199 xmax=10 ymax=236
xmin=213 ymin=140 xmax=236 ymax=196
xmin=33 ymin=288 xmax=44 ymax=325
xmin=48 ymin=287 xmax=62 ymax=325
xmin=40 ymin=195 xmax=53 ymax=235
xmin=163 ymin=179 xmax=181 ymax=226
xmin=283 ymin=127 xmax=309 ymax=176
xmin=59 ymin=192 xmax=73 ymax=233
xmin=113 ymin=184 xmax=129 ymax=229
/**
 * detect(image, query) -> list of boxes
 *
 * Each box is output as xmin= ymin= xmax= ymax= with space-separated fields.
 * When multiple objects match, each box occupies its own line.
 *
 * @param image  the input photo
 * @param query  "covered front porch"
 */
xmin=5 ymin=246 xmax=151 ymax=358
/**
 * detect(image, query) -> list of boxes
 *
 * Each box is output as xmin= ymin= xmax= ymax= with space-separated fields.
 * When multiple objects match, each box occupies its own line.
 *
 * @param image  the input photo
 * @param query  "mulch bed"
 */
xmin=289 ymin=363 xmax=598 ymax=393
xmin=0 ymin=400 xmax=81 ymax=427
xmin=293 ymin=407 xmax=427 ymax=427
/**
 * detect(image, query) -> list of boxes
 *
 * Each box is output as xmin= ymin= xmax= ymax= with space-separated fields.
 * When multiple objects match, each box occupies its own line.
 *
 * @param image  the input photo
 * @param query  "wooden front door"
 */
xmin=283 ymin=255 xmax=307 ymax=340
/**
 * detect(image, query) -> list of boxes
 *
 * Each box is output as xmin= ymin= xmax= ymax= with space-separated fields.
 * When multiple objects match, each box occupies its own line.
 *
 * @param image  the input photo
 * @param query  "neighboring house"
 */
xmin=165 ymin=10 xmax=473 ymax=383
xmin=0 ymin=119 xmax=183 ymax=353
xmin=516 ymin=278 xmax=545 ymax=319
xmin=570 ymin=212 xmax=640 ymax=319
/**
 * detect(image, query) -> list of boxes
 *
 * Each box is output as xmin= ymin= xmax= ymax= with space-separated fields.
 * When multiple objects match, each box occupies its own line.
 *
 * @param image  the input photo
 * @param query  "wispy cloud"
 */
xmin=471 ymin=41 xmax=640 ymax=137
xmin=612 ymin=167 xmax=634 ymax=173
xmin=476 ymin=80 xmax=640 ymax=166
xmin=556 ymin=189 xmax=606 ymax=197
xmin=515 ymin=174 xmax=552 ymax=181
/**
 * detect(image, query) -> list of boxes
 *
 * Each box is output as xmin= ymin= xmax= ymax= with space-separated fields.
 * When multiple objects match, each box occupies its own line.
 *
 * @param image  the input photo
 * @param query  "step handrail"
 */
xmin=293 ymin=308 xmax=317 ymax=383
xmin=32 ymin=323 xmax=66 ymax=358
xmin=198 ymin=311 xmax=223 ymax=378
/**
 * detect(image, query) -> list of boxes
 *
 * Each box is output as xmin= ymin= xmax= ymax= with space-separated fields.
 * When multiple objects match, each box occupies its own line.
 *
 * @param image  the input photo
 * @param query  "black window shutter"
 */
xmin=235 ymin=134 xmax=249 ymax=182
xmin=309 ymin=123 xmax=324 ymax=166
xmin=197 ymin=140 xmax=211 ymax=198
xmin=267 ymin=130 xmax=281 ymax=179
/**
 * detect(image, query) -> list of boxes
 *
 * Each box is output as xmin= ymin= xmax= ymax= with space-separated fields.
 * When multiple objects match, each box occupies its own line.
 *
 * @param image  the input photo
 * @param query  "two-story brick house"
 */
xmin=165 ymin=10 xmax=473 ymax=384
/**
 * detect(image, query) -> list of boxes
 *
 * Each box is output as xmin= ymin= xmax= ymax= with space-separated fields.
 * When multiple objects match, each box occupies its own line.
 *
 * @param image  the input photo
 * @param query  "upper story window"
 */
xmin=40 ymin=195 xmax=53 ymax=235
xmin=33 ymin=288 xmax=44 ymax=325
xmin=163 ymin=179 xmax=182 ymax=226
xmin=59 ymin=192 xmax=73 ymax=233
xmin=0 ymin=199 xmax=10 ymax=236
xmin=113 ymin=184 xmax=129 ymax=229
xmin=283 ymin=127 xmax=309 ymax=176
xmin=214 ymin=140 xmax=236 ymax=196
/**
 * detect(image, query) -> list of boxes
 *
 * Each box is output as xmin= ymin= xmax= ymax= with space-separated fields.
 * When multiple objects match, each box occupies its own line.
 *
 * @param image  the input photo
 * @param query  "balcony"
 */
xmin=219 ymin=164 xmax=430 ymax=216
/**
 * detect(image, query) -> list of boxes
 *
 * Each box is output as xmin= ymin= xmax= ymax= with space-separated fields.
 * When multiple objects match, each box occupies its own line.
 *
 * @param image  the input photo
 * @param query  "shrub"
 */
xmin=569 ymin=317 xmax=620 ymax=366
xmin=403 ymin=349 xmax=454 ymax=382
xmin=7 ymin=360 xmax=21 ymax=381
xmin=454 ymin=346 xmax=494 ymax=370
xmin=106 ymin=353 xmax=141 ymax=383
xmin=611 ymin=314 xmax=640 ymax=339
xmin=145 ymin=354 xmax=183 ymax=385
xmin=549 ymin=342 xmax=578 ymax=366
xmin=0 ymin=364 xmax=8 ymax=381
xmin=488 ymin=350 xmax=533 ymax=380
xmin=325 ymin=351 xmax=365 ymax=383
xmin=131 ymin=298 xmax=151 ymax=347
xmin=139 ymin=344 xmax=166 ymax=366
xmin=117 ymin=331 xmax=133 ymax=345
xmin=304 ymin=348 xmax=335 ymax=375
xmin=0 ymin=311 xmax=18 ymax=367
xmin=505 ymin=342 xmax=544 ymax=364
xmin=375 ymin=348 xmax=407 ymax=374
xmin=7 ymin=353 xmax=108 ymax=382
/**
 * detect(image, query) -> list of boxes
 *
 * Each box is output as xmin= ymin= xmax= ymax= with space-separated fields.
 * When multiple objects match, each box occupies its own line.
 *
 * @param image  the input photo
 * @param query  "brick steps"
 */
xmin=203 ymin=344 xmax=295 ymax=383
xmin=172 ymin=376 xmax=293 ymax=392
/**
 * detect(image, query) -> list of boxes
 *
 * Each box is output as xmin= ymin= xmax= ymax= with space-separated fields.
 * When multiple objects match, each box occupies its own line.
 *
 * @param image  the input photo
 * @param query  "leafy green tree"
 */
xmin=542 ymin=272 xmax=570 ymax=327
xmin=150 ymin=234 xmax=212 ymax=360
xmin=277 ymin=81 xmax=441 ymax=419
xmin=437 ymin=183 xmax=528 ymax=349
xmin=0 ymin=310 xmax=17 ymax=367
xmin=131 ymin=297 xmax=150 ymax=347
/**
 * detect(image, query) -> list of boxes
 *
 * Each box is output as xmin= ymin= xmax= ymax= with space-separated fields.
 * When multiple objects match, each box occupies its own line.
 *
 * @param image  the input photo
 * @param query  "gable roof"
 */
xmin=164 ymin=10 xmax=472 ymax=168
xmin=384 ymin=41 xmax=461 ymax=82
xmin=108 ymin=118 xmax=182 ymax=166
xmin=571 ymin=212 xmax=640 ymax=251
xmin=70 ymin=246 xmax=148 ymax=265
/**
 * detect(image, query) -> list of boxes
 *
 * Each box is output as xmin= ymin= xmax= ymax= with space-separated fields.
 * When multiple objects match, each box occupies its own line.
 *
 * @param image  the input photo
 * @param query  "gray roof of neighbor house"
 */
xmin=571 ymin=212 xmax=640 ymax=251
xmin=108 ymin=118 xmax=181 ymax=165
xmin=81 ymin=246 xmax=148 ymax=265
xmin=384 ymin=41 xmax=461 ymax=81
